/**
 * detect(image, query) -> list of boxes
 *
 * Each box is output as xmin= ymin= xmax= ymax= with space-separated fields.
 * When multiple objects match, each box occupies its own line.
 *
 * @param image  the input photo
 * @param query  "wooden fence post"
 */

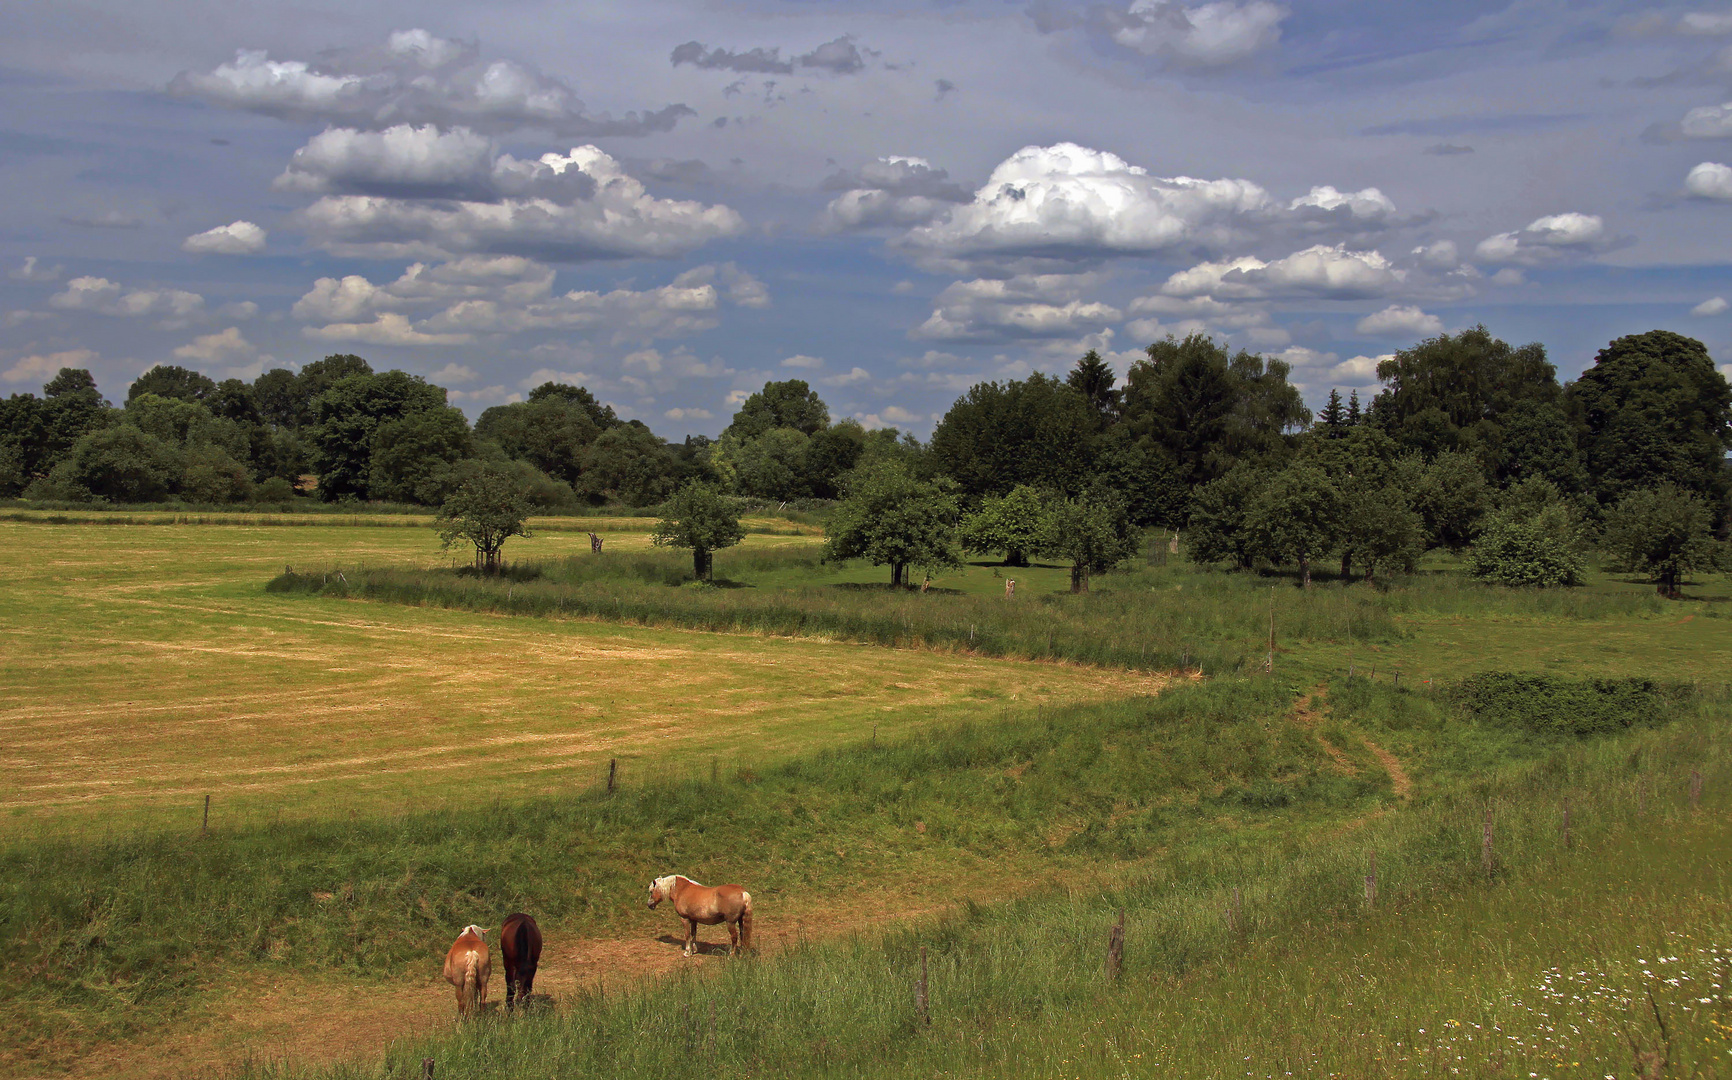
xmin=1481 ymin=809 xmax=1494 ymax=882
xmin=1364 ymin=851 xmax=1377 ymax=906
xmin=607 ymin=758 xmax=617 ymax=795
xmin=1107 ymin=908 xmax=1125 ymax=980
xmin=202 ymin=794 xmax=210 ymax=837
xmin=915 ymin=946 xmax=930 ymax=1026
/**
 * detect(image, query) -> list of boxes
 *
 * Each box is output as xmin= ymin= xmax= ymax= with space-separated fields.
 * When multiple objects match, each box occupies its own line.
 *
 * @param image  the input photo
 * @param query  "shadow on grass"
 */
xmin=827 ymin=582 xmax=968 ymax=596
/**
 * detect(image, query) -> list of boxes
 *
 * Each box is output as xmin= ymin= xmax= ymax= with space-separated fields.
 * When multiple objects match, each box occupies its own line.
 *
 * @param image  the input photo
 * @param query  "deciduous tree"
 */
xmin=653 ymin=481 xmax=746 ymax=580
xmin=824 ymin=460 xmax=962 ymax=586
xmin=437 ymin=463 xmax=532 ymax=572
xmin=1601 ymin=483 xmax=1725 ymax=597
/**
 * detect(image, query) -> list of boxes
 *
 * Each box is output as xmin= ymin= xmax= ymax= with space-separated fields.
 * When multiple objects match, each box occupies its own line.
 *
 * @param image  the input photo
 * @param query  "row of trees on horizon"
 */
xmin=2 ymin=326 xmax=1729 ymax=589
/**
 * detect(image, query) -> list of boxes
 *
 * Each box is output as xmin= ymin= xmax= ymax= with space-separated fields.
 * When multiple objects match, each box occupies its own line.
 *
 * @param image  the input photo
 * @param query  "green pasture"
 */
xmin=4 ymin=514 xmax=1732 ymax=1079
xmin=243 ymin=695 xmax=1732 ymax=1080
xmin=0 ymin=520 xmax=1155 ymax=839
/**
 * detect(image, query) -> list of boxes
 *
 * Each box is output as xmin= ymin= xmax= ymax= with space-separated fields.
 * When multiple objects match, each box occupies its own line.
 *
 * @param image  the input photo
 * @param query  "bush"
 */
xmin=1453 ymin=672 xmax=1691 ymax=737
xmin=1467 ymin=495 xmax=1584 ymax=587
xmin=253 ymin=476 xmax=297 ymax=503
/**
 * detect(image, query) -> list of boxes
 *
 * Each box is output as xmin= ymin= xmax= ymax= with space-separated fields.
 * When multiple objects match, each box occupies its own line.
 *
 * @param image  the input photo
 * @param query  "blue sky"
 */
xmin=4 ymin=0 xmax=1732 ymax=437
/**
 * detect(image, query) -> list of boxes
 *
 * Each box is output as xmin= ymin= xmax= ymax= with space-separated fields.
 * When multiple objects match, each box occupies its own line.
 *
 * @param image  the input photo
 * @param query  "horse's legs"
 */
xmin=727 ymin=918 xmax=740 ymax=955
xmin=684 ymin=918 xmax=697 ymax=956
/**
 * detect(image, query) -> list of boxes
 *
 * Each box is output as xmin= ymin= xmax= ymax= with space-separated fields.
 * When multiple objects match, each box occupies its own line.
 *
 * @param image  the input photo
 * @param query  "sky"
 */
xmin=4 ymin=0 xmax=1732 ymax=438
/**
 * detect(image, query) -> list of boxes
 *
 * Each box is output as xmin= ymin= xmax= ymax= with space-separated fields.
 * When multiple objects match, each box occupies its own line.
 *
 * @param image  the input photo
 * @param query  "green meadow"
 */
xmin=1 ymin=515 xmax=1729 ymax=1079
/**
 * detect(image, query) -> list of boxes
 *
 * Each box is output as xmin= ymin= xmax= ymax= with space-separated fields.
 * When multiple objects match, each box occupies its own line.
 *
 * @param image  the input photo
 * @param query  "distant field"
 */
xmin=0 ymin=521 xmax=1162 ymax=836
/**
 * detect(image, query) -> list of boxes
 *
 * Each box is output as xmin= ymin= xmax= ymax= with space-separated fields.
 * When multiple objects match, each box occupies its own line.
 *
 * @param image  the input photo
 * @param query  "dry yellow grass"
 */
xmin=0 ymin=520 xmax=1162 ymax=836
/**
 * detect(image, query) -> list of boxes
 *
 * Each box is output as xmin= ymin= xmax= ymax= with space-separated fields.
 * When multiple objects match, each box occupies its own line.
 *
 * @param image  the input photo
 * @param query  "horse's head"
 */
xmin=647 ymin=874 xmax=678 ymax=909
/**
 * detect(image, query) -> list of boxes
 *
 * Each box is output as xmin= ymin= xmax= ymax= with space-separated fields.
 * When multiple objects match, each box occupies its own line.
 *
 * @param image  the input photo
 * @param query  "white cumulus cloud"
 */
xmin=3 ymin=348 xmax=98 ymax=384
xmin=822 ymin=156 xmax=972 ymax=231
xmin=9 ymin=256 xmax=64 ymax=282
xmin=1475 ymin=213 xmax=1607 ymax=264
xmin=50 ymin=277 xmax=206 ymax=326
xmin=1692 ymin=296 xmax=1728 ymax=316
xmin=1355 ymin=304 xmax=1443 ymax=337
xmin=301 ymin=311 xmax=474 ymax=346
xmin=294 ymin=145 xmax=743 ymax=261
xmin=1110 ymin=1 xmax=1287 ymax=67
xmin=902 ymin=143 xmax=1269 ymax=270
xmin=182 ymin=221 xmax=267 ymax=255
xmin=1685 ymin=161 xmax=1732 ymax=199
xmin=1682 ymin=101 xmax=1732 ymax=138
xmin=1161 ymin=244 xmax=1402 ymax=299
xmin=172 ymin=326 xmax=270 ymax=368
xmin=915 ymin=274 xmax=1122 ymax=341
xmin=170 ymin=30 xmax=693 ymax=137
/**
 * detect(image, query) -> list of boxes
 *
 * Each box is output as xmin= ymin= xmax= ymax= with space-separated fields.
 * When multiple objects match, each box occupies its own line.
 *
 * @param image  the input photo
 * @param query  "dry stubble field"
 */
xmin=0 ymin=519 xmax=1165 ymax=838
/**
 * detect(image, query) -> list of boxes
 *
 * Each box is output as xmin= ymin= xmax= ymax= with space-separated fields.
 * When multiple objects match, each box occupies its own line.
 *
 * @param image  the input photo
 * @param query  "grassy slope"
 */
xmin=253 ymin=703 xmax=1731 ymax=1080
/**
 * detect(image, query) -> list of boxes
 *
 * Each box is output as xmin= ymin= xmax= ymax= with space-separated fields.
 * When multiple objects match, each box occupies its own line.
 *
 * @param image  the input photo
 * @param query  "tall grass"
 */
xmin=2 ymin=675 xmax=1712 ymax=1067
xmin=267 ymin=552 xmax=1412 ymax=674
xmin=246 ymin=691 xmax=1731 ymax=1080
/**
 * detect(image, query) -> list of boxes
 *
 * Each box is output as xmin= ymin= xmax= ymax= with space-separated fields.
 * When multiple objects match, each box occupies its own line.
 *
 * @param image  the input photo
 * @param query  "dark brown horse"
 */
xmin=647 ymin=874 xmax=753 ymax=956
xmin=499 ymin=911 xmax=543 ymax=1008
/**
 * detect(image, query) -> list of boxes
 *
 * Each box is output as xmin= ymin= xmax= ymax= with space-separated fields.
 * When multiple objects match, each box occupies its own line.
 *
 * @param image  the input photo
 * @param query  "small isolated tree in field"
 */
xmin=960 ymin=484 xmax=1048 ymax=566
xmin=653 ymin=481 xmax=745 ymax=581
xmin=1601 ymin=483 xmax=1724 ymax=597
xmin=825 ymin=460 xmax=962 ymax=587
xmin=1039 ymin=490 xmax=1139 ymax=592
xmin=437 ymin=463 xmax=532 ymax=572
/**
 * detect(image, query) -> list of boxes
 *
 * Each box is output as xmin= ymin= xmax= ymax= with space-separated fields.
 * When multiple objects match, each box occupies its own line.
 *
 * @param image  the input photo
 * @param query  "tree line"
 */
xmin=3 ymin=325 xmax=1728 ymax=591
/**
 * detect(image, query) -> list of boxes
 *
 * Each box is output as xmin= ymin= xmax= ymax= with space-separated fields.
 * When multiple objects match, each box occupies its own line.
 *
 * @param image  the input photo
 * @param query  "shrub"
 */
xmin=1453 ymin=672 xmax=1691 ymax=737
xmin=1467 ymin=487 xmax=1584 ymax=587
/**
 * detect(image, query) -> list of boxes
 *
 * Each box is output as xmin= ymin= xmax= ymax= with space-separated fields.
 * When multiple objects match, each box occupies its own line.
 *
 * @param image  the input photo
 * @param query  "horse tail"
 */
xmin=738 ymin=891 xmax=753 ymax=953
xmin=512 ymin=917 xmax=531 ymax=965
xmin=462 ymin=948 xmax=479 ymax=1015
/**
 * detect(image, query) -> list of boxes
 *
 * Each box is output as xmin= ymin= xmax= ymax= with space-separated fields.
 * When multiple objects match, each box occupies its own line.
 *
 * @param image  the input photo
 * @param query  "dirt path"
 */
xmin=1287 ymin=684 xmax=1411 ymax=800
xmin=37 ymin=876 xmax=1044 ymax=1080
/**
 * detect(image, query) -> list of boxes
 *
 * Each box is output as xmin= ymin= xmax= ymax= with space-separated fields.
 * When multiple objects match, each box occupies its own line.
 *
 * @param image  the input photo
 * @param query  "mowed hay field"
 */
xmin=0 ymin=520 xmax=1165 ymax=836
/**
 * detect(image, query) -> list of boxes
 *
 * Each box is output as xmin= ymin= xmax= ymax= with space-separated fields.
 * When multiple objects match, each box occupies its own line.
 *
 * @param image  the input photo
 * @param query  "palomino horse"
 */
xmin=499 ymin=911 xmax=543 ymax=1008
xmin=442 ymin=925 xmax=491 ymax=1017
xmin=647 ymin=874 xmax=753 ymax=956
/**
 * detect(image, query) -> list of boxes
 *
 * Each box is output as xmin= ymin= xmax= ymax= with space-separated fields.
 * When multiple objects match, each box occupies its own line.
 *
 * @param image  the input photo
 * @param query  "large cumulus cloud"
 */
xmin=899 ymin=143 xmax=1271 ymax=271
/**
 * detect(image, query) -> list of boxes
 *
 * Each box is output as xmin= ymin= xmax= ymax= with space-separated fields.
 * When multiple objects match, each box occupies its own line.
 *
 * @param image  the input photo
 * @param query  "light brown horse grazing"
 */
xmin=499 ymin=912 xmax=543 ymax=1008
xmin=442 ymin=924 xmax=491 ymax=1017
xmin=647 ymin=874 xmax=753 ymax=956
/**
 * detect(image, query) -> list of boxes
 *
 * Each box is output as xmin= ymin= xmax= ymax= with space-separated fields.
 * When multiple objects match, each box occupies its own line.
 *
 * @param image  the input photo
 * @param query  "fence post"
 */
xmin=1107 ymin=908 xmax=1125 ymax=980
xmin=915 ymin=946 xmax=930 ymax=1026
xmin=202 ymin=794 xmax=210 ymax=837
xmin=1691 ymin=770 xmax=1703 ymax=810
xmin=1364 ymin=851 xmax=1377 ymax=907
xmin=1482 ymin=809 xmax=1494 ymax=882
xmin=607 ymin=758 xmax=617 ymax=795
